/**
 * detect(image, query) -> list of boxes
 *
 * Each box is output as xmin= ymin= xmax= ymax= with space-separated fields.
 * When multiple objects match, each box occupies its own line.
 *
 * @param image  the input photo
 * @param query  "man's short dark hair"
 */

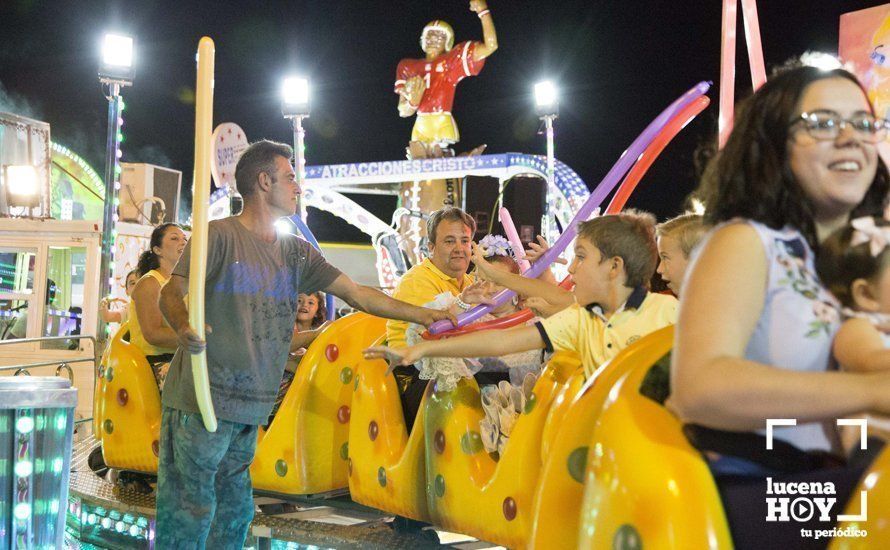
xmin=426 ymin=207 xmax=476 ymax=244
xmin=234 ymin=140 xmax=293 ymax=198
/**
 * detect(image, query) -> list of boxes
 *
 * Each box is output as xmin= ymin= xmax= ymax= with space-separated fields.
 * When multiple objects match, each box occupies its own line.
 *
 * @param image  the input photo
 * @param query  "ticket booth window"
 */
xmin=41 ymin=246 xmax=87 ymax=350
xmin=0 ymin=248 xmax=37 ymax=340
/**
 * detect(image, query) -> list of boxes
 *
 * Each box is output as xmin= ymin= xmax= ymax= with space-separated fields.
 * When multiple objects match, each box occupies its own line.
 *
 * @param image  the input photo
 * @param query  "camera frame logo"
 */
xmin=764 ymin=418 xmax=869 ymax=541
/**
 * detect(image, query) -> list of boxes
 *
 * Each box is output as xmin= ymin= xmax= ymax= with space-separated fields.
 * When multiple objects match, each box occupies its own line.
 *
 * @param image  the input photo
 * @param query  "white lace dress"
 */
xmin=404 ymin=292 xmax=545 ymax=391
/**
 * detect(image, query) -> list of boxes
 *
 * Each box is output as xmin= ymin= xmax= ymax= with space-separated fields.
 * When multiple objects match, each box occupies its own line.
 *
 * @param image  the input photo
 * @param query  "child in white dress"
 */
xmin=818 ymin=215 xmax=890 ymax=449
xmin=404 ymin=234 xmax=544 ymax=453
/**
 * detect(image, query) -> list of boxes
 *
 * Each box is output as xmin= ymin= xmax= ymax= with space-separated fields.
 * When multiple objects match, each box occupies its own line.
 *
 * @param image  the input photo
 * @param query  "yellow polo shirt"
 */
xmin=535 ymin=287 xmax=678 ymax=378
xmin=386 ymin=258 xmax=474 ymax=348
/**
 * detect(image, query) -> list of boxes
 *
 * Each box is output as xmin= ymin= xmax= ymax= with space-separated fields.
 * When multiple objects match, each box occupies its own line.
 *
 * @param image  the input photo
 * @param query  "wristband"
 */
xmin=455 ymin=295 xmax=473 ymax=311
xmin=477 ymin=9 xmax=490 ymax=18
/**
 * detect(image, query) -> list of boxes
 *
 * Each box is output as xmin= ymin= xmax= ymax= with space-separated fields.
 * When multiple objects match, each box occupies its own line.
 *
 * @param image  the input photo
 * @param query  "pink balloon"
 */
xmin=741 ymin=0 xmax=767 ymax=91
xmin=718 ymin=0 xmax=737 ymax=149
xmin=499 ymin=207 xmax=532 ymax=273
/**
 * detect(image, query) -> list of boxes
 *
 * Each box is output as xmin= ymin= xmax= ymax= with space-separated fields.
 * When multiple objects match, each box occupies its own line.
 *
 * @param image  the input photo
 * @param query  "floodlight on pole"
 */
xmin=99 ymin=33 xmax=135 ymax=85
xmin=534 ymin=80 xmax=558 ymax=117
xmin=281 ymin=77 xmax=310 ymax=117
xmin=97 ymin=31 xmax=135 ymax=341
xmin=534 ymin=80 xmax=559 ymax=242
xmin=4 ymin=165 xmax=39 ymax=208
xmin=281 ymin=75 xmax=311 ymax=220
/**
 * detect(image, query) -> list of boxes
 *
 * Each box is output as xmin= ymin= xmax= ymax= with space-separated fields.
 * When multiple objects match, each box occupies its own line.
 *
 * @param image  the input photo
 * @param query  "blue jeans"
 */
xmin=155 ymin=407 xmax=258 ymax=549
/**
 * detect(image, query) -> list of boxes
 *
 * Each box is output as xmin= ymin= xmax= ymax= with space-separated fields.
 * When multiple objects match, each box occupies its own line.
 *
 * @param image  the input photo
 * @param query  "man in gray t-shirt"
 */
xmin=155 ymin=140 xmax=454 ymax=549
xmin=161 ymin=215 xmax=342 ymax=425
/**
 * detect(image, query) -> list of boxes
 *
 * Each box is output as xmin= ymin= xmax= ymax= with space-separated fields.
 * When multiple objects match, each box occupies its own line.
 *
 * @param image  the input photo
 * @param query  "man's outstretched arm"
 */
xmin=325 ymin=273 xmax=456 ymax=328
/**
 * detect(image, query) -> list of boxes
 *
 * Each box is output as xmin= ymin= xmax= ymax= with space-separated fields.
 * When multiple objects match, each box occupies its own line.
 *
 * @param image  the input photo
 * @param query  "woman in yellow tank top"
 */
xmin=129 ymin=223 xmax=186 ymax=386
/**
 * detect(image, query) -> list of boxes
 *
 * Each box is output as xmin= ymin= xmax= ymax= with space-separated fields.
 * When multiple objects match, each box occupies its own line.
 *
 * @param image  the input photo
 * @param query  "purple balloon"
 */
xmin=428 ymin=81 xmax=711 ymax=335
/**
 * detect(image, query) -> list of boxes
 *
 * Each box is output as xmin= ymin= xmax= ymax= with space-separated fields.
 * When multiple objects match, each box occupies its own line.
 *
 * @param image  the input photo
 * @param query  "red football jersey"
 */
xmin=394 ymin=41 xmax=486 ymax=114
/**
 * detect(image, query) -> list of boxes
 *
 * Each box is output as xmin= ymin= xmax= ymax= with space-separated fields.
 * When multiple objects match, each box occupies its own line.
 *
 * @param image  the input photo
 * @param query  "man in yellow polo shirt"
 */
xmin=387 ymin=206 xmax=477 ymax=428
xmin=367 ymin=211 xmax=678 ymax=383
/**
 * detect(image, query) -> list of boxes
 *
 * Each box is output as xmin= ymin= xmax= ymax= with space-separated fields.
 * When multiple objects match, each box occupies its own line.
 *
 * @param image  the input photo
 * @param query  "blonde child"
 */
xmin=655 ymin=213 xmax=708 ymax=296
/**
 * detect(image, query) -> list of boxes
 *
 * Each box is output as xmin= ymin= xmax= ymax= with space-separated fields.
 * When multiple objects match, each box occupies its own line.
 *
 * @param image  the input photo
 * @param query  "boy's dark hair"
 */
xmin=817 ymin=216 xmax=890 ymax=309
xmin=234 ymin=140 xmax=293 ymax=198
xmin=577 ymin=209 xmax=658 ymax=288
xmin=427 ymin=207 xmax=476 ymax=245
xmin=696 ymin=64 xmax=889 ymax=250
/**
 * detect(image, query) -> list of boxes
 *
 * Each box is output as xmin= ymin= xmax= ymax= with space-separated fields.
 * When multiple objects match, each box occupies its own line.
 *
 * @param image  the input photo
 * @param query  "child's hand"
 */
xmin=460 ymin=280 xmax=497 ymax=306
xmin=525 ymin=296 xmax=559 ymax=317
xmin=363 ymin=346 xmax=420 ymax=375
xmin=100 ymin=297 xmax=126 ymax=309
xmin=525 ymin=235 xmax=567 ymax=265
xmin=470 ymin=242 xmax=498 ymax=277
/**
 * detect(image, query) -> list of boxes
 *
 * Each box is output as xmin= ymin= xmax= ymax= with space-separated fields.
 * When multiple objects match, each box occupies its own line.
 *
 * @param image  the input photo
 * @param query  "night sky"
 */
xmin=0 ymin=0 xmax=884 ymax=242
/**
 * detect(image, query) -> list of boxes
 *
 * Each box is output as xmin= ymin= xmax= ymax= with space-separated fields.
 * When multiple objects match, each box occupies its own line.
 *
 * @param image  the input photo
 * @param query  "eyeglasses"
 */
xmin=792 ymin=111 xmax=888 ymax=144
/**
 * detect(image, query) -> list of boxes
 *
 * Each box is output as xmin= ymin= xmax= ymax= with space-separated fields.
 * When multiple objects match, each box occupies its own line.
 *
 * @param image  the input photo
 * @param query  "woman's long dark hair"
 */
xmin=136 ymin=223 xmax=181 ymax=276
xmin=696 ymin=64 xmax=889 ymax=249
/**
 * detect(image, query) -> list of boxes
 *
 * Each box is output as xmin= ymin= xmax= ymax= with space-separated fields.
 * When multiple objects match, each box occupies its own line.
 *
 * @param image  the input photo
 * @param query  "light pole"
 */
xmin=534 ymin=80 xmax=558 ymax=242
xmin=281 ymin=76 xmax=310 ymax=220
xmin=97 ymin=32 xmax=134 ymax=340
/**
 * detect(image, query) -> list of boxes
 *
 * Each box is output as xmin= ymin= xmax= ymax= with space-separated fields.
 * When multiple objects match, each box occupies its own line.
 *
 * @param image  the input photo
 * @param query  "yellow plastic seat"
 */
xmin=577 ymin=325 xmax=733 ymax=549
xmin=574 ymin=326 xmax=890 ymax=549
xmin=94 ymin=322 xmax=162 ymax=473
xmin=530 ymin=327 xmax=674 ymax=548
xmin=422 ymin=351 xmax=581 ymax=549
xmin=251 ymin=312 xmax=386 ymax=495
xmin=829 ymin=446 xmax=890 ymax=549
xmin=348 ymin=334 xmax=431 ymax=521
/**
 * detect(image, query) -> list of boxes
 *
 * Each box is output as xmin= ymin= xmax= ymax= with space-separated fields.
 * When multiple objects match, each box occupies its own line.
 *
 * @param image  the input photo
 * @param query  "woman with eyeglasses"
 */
xmin=671 ymin=63 xmax=890 ymax=548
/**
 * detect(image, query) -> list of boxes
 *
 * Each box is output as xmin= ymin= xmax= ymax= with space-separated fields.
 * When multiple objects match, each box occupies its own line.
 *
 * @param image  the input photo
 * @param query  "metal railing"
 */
xmin=0 ymin=334 xmax=100 ymax=422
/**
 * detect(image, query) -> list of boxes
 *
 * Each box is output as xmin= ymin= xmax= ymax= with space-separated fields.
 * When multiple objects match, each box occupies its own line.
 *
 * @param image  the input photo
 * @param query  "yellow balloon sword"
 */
xmin=189 ymin=37 xmax=218 ymax=432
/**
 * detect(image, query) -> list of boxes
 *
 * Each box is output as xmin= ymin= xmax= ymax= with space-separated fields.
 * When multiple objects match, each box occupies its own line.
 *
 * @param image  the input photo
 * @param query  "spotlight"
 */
xmin=281 ymin=77 xmax=310 ymax=117
xmin=4 ymin=165 xmax=39 ymax=208
xmin=99 ymin=33 xmax=135 ymax=84
xmin=534 ymin=80 xmax=558 ymax=117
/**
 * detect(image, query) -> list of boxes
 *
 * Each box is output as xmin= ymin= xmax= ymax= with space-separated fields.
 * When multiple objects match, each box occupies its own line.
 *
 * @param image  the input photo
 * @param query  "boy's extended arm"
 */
xmin=491 ymin=268 xmax=573 ymax=307
xmin=364 ymin=325 xmax=544 ymax=368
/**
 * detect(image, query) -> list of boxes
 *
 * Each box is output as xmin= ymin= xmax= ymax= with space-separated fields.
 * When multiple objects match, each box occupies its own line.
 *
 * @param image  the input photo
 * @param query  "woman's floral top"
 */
xmin=722 ymin=220 xmax=842 ymax=455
